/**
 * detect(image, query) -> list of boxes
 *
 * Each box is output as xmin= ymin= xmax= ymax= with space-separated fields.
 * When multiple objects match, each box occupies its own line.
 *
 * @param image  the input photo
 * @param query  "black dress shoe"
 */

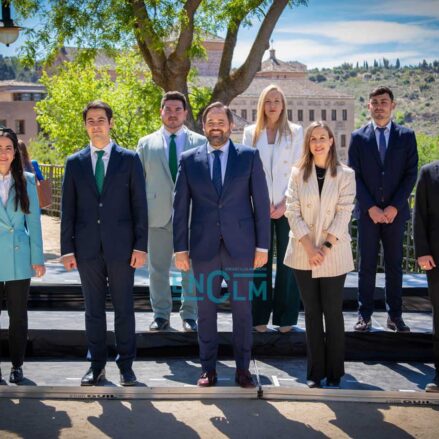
xmin=81 ymin=368 xmax=105 ymax=386
xmin=9 ymin=367 xmax=23 ymax=384
xmin=235 ymin=369 xmax=256 ymax=389
xmin=425 ymin=373 xmax=439 ymax=392
xmin=326 ymin=378 xmax=341 ymax=388
xmin=149 ymin=318 xmax=170 ymax=331
xmin=120 ymin=369 xmax=137 ymax=386
xmin=306 ymin=379 xmax=322 ymax=388
xmin=354 ymin=317 xmax=371 ymax=332
xmin=182 ymin=319 xmax=198 ymax=332
xmin=387 ymin=317 xmax=410 ymax=333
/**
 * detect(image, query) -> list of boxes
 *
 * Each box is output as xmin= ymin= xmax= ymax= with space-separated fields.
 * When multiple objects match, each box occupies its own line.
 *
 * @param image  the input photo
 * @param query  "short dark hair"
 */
xmin=369 ymin=86 xmax=394 ymax=101
xmin=161 ymin=91 xmax=187 ymax=110
xmin=202 ymin=102 xmax=234 ymax=125
xmin=82 ymin=100 xmax=113 ymax=122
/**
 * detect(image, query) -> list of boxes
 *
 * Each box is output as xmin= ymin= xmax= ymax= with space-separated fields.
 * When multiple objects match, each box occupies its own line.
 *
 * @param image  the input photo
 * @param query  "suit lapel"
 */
xmin=385 ymin=122 xmax=398 ymax=162
xmin=221 ymin=141 xmax=239 ymax=197
xmin=196 ymin=143 xmax=218 ymax=198
xmin=183 ymin=128 xmax=193 ymax=151
xmin=156 ymin=131 xmax=173 ymax=182
xmin=0 ymin=184 xmax=13 ymax=226
xmin=366 ymin=122 xmax=383 ymax=168
xmin=79 ymin=146 xmax=99 ymax=198
xmin=101 ymin=143 xmax=122 ymax=197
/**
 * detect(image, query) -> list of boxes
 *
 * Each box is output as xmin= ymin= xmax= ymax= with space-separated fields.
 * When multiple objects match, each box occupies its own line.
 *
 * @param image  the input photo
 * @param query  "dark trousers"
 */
xmin=426 ymin=267 xmax=439 ymax=371
xmin=293 ymin=270 xmax=346 ymax=382
xmin=0 ymin=279 xmax=31 ymax=368
xmin=192 ymin=243 xmax=253 ymax=372
xmin=77 ymin=254 xmax=136 ymax=372
xmin=253 ymin=216 xmax=300 ymax=326
xmin=358 ymin=213 xmax=406 ymax=319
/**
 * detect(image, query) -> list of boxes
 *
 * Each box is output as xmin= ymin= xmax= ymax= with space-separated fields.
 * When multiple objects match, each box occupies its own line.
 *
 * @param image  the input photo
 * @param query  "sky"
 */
xmin=1 ymin=0 xmax=438 ymax=69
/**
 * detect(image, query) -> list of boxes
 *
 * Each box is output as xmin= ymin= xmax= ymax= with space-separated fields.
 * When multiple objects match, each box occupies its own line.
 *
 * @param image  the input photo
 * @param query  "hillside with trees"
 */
xmin=309 ymin=59 xmax=439 ymax=136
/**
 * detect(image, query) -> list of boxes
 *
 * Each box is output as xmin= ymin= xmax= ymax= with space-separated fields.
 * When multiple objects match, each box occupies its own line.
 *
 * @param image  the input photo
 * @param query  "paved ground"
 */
xmin=0 ymin=397 xmax=438 ymax=438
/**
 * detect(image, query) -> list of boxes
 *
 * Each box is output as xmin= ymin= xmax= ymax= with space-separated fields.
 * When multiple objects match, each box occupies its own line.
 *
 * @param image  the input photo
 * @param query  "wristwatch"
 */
xmin=323 ymin=241 xmax=333 ymax=249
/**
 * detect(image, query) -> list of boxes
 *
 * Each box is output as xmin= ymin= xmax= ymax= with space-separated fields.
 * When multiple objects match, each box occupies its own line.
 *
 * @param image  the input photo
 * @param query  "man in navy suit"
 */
xmin=61 ymin=101 xmax=148 ymax=386
xmin=173 ymin=102 xmax=270 ymax=388
xmin=348 ymin=87 xmax=418 ymax=332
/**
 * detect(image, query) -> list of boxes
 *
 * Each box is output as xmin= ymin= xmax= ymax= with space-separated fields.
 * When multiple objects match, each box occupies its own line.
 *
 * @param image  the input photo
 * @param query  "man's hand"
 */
xmin=271 ymin=199 xmax=286 ymax=219
xmin=130 ymin=250 xmax=147 ymax=269
xmin=368 ymin=206 xmax=387 ymax=224
xmin=417 ymin=255 xmax=436 ymax=271
xmin=62 ymin=255 xmax=77 ymax=271
xmin=383 ymin=205 xmax=398 ymax=223
xmin=254 ymin=250 xmax=268 ymax=269
xmin=32 ymin=264 xmax=46 ymax=278
xmin=175 ymin=252 xmax=191 ymax=272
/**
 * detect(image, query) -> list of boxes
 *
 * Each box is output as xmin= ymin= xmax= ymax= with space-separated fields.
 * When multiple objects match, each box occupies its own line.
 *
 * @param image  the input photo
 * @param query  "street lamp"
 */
xmin=0 ymin=2 xmax=21 ymax=46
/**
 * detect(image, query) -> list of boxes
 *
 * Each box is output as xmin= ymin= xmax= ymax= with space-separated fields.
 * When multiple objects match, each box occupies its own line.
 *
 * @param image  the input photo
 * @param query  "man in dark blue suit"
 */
xmin=173 ymin=102 xmax=270 ymax=388
xmin=348 ymin=87 xmax=418 ymax=332
xmin=61 ymin=101 xmax=148 ymax=386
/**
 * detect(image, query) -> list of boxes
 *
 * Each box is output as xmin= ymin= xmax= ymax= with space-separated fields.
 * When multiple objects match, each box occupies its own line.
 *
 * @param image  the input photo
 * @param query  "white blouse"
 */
xmin=0 ymin=172 xmax=12 ymax=206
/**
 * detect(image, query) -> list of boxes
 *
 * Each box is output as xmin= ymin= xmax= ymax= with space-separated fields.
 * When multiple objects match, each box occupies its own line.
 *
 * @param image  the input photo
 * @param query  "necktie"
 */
xmin=212 ymin=149 xmax=222 ymax=196
xmin=95 ymin=150 xmax=105 ymax=194
xmin=377 ymin=127 xmax=387 ymax=164
xmin=169 ymin=133 xmax=178 ymax=182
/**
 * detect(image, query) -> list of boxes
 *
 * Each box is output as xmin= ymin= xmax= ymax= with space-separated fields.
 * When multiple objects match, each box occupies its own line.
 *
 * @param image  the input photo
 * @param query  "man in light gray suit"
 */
xmin=137 ymin=91 xmax=206 ymax=331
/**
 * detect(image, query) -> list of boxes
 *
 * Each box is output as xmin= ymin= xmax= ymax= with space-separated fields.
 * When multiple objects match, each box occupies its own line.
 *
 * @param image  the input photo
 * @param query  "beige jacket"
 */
xmin=284 ymin=164 xmax=356 ymax=277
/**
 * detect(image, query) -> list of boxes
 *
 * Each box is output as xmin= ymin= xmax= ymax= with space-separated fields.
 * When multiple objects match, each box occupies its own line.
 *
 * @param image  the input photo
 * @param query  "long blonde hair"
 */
xmin=252 ymin=84 xmax=292 ymax=146
xmin=298 ymin=121 xmax=340 ymax=182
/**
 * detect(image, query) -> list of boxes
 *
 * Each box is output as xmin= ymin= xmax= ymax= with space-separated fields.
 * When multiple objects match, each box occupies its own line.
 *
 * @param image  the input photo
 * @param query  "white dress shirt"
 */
xmin=372 ymin=120 xmax=392 ymax=150
xmin=162 ymin=126 xmax=187 ymax=161
xmin=90 ymin=141 xmax=113 ymax=175
xmin=0 ymin=172 xmax=12 ymax=207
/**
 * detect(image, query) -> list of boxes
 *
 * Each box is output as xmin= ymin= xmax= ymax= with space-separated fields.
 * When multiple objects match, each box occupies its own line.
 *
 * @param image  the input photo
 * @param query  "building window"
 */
xmin=342 ymin=109 xmax=348 ymax=121
xmin=252 ymin=109 xmax=257 ymax=121
xmin=321 ymin=109 xmax=327 ymax=121
xmin=287 ymin=109 xmax=293 ymax=121
xmin=341 ymin=134 xmax=346 ymax=148
xmin=298 ymin=110 xmax=303 ymax=121
xmin=231 ymin=109 xmax=237 ymax=115
xmin=15 ymin=120 xmax=25 ymax=134
xmin=241 ymin=109 xmax=247 ymax=120
xmin=309 ymin=109 xmax=315 ymax=121
xmin=0 ymin=120 xmax=6 ymax=128
xmin=33 ymin=93 xmax=44 ymax=101
xmin=331 ymin=110 xmax=337 ymax=121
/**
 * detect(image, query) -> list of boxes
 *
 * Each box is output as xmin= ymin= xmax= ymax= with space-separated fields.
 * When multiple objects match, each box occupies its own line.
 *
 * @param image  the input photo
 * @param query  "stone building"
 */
xmin=197 ymin=47 xmax=355 ymax=162
xmin=0 ymin=80 xmax=46 ymax=145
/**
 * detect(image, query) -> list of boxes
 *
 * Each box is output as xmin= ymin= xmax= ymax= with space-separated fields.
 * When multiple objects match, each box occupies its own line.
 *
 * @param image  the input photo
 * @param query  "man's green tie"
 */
xmin=169 ymin=133 xmax=178 ymax=182
xmin=95 ymin=150 xmax=105 ymax=194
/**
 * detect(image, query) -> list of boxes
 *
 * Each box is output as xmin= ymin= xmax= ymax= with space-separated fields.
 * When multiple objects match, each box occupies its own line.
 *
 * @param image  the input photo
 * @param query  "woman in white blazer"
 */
xmin=284 ymin=121 xmax=355 ymax=389
xmin=0 ymin=128 xmax=45 ymax=384
xmin=243 ymin=84 xmax=303 ymax=333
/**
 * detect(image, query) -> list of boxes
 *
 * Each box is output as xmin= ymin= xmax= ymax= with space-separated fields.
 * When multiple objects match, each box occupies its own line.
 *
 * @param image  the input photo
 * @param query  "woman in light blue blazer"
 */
xmin=243 ymin=84 xmax=303 ymax=333
xmin=0 ymin=128 xmax=45 ymax=384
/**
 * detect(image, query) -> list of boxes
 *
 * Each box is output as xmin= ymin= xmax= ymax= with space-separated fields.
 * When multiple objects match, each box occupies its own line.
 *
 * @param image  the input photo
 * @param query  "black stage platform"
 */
xmin=0 ymin=264 xmax=434 ymax=363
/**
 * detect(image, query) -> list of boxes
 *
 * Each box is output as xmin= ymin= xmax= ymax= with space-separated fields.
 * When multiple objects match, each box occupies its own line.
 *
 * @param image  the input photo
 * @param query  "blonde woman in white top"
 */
xmin=284 ymin=121 xmax=355 ymax=388
xmin=243 ymin=84 xmax=303 ymax=333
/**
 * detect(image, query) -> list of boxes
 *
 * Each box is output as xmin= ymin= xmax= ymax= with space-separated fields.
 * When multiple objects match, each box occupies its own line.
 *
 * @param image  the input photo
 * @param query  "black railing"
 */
xmin=39 ymin=165 xmax=421 ymax=273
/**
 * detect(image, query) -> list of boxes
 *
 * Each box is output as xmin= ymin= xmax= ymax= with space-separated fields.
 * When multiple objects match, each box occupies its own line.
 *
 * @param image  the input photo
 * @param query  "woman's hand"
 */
xmin=32 ymin=264 xmax=46 ymax=278
xmin=307 ymin=247 xmax=325 ymax=267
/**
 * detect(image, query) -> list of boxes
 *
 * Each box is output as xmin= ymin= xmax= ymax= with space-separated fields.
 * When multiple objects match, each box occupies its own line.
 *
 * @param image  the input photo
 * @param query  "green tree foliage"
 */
xmin=417 ymin=133 xmax=439 ymax=169
xmin=13 ymin=0 xmax=308 ymax=128
xmin=0 ymin=55 xmax=40 ymax=82
xmin=36 ymin=51 xmax=162 ymax=159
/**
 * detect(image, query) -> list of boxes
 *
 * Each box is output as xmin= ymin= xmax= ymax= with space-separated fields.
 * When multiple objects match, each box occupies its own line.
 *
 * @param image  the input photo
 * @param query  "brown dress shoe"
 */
xmin=235 ymin=369 xmax=256 ymax=388
xmin=197 ymin=370 xmax=217 ymax=387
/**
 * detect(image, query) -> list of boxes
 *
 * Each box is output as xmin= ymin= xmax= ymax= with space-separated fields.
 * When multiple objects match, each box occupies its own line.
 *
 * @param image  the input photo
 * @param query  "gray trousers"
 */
xmin=148 ymin=220 xmax=197 ymax=320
